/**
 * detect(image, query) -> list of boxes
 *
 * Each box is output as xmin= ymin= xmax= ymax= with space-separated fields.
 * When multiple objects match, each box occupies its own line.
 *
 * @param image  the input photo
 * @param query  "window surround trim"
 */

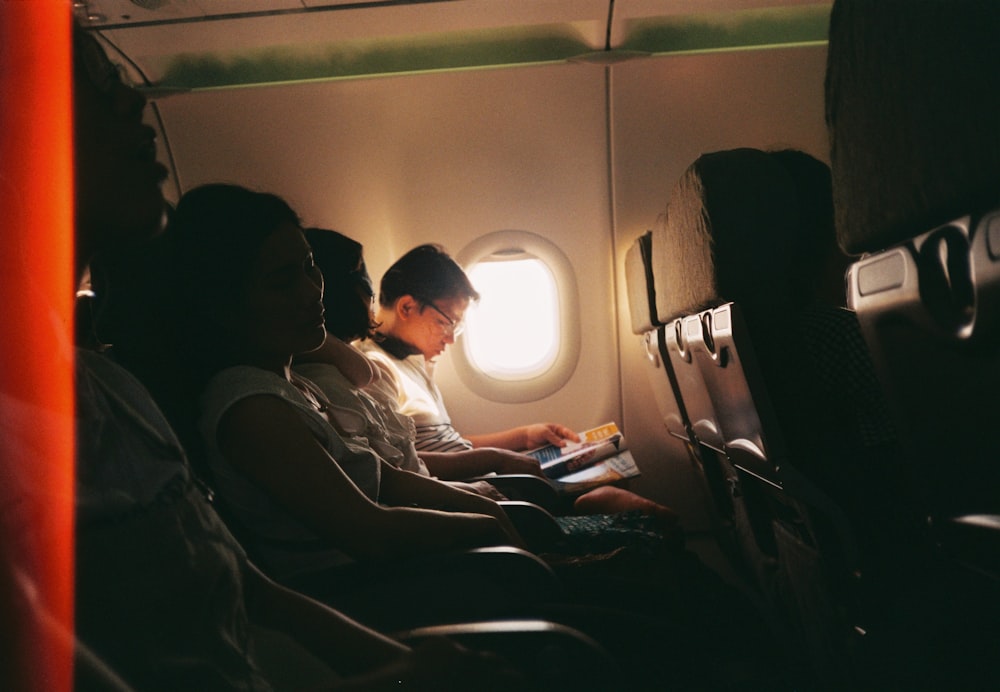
xmin=454 ymin=229 xmax=581 ymax=404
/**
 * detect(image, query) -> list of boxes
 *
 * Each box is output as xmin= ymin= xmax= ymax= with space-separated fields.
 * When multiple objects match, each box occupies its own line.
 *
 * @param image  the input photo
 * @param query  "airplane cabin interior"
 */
xmin=2 ymin=0 xmax=999 ymax=689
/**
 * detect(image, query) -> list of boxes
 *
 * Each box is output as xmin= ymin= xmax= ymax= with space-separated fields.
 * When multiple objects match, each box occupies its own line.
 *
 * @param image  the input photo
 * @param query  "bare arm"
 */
xmin=418 ymin=448 xmax=545 ymax=480
xmin=217 ymin=395 xmax=513 ymax=560
xmin=378 ymin=464 xmax=525 ymax=549
xmin=465 ymin=423 xmax=580 ymax=452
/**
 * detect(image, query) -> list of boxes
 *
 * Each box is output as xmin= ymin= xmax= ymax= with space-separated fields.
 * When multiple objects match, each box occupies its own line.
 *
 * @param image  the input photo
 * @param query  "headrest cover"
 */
xmin=826 ymin=0 xmax=1000 ymax=254
xmin=624 ymin=231 xmax=656 ymax=334
xmin=653 ymin=148 xmax=837 ymax=323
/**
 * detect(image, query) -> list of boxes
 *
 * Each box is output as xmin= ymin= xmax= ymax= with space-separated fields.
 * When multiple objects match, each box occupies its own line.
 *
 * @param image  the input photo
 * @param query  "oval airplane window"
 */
xmin=466 ymin=256 xmax=559 ymax=378
xmin=455 ymin=231 xmax=580 ymax=403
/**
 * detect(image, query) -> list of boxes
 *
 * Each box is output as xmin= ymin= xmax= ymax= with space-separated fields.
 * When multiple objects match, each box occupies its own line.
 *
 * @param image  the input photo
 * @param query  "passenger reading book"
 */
xmin=358 ymin=243 xmax=667 ymax=513
xmin=359 ymin=245 xmax=576 ymax=457
xmin=291 ymin=232 xmax=662 ymax=518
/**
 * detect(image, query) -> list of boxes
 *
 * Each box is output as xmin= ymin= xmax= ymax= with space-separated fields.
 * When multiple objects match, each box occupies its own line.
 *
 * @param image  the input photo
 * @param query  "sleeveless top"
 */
xmin=200 ymin=366 xmax=383 ymax=577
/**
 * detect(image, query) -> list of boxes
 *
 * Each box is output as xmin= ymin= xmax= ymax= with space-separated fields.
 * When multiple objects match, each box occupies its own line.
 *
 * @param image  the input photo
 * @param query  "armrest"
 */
xmin=498 ymin=501 xmax=564 ymax=552
xmin=393 ymin=619 xmax=621 ymax=692
xmin=282 ymin=546 xmax=561 ymax=631
xmin=465 ymin=474 xmax=559 ymax=511
xmin=933 ymin=514 xmax=1000 ymax=580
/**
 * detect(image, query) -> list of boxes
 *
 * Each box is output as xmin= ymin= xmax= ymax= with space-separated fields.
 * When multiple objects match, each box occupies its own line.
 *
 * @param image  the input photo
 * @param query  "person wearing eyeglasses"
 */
xmin=360 ymin=244 xmax=579 ymax=482
xmin=359 ymin=245 xmax=696 ymax=523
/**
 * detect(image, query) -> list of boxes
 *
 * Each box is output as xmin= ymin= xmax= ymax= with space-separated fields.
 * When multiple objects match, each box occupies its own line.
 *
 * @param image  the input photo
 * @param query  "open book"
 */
xmin=525 ymin=422 xmax=640 ymax=493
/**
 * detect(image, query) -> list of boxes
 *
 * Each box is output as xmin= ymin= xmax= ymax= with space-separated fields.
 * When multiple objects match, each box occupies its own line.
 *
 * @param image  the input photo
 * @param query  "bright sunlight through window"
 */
xmin=466 ymin=256 xmax=559 ymax=379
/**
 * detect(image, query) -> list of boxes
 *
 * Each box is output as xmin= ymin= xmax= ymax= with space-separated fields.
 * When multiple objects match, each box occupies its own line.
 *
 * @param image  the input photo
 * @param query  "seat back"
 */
xmin=651 ymin=148 xmax=832 ymax=485
xmin=625 ymin=230 xmax=740 ymax=545
xmin=826 ymin=2 xmax=1000 ymax=684
xmin=846 ymin=211 xmax=1000 ymax=519
xmin=828 ymin=0 xmax=1000 ymax=527
xmin=649 ymin=151 xmax=812 ymax=571
xmin=663 ymin=314 xmax=721 ymax=450
xmin=689 ymin=303 xmax=781 ymax=488
xmin=651 ymin=147 xmax=870 ymax=686
xmin=623 ymin=230 xmax=688 ymax=439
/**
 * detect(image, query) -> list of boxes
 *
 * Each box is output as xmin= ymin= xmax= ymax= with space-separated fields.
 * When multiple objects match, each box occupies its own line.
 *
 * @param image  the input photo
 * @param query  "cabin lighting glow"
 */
xmin=466 ymin=257 xmax=559 ymax=379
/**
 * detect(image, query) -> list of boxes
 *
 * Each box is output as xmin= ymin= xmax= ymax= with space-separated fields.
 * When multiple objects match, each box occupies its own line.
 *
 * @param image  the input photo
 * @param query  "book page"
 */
xmin=526 ymin=422 xmax=622 ymax=462
xmin=553 ymin=450 xmax=641 ymax=494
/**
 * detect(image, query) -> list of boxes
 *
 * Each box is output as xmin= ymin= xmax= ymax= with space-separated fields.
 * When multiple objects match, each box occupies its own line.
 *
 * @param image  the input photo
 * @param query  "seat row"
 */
xmin=624 ymin=2 xmax=1000 ymax=686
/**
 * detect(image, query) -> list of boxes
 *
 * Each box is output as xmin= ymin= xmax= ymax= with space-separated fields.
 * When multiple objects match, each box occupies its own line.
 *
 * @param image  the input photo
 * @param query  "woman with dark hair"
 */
xmin=291 ymin=228 xmax=430 ymax=479
xmin=159 ymin=184 xmax=523 ymax=586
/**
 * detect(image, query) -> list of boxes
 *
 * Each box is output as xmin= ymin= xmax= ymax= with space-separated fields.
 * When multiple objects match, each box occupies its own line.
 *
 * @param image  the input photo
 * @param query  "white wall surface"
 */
xmin=156 ymin=60 xmax=621 ymax=438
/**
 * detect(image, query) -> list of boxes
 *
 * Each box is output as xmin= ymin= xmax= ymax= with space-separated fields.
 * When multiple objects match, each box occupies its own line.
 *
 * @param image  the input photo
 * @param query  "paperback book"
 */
xmin=526 ymin=422 xmax=640 ymax=493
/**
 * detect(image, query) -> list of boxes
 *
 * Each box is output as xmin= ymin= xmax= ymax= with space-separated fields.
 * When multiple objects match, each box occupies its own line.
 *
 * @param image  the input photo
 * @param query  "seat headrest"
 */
xmin=826 ymin=0 xmax=1000 ymax=254
xmin=652 ymin=147 xmax=840 ymax=323
xmin=624 ymin=230 xmax=657 ymax=334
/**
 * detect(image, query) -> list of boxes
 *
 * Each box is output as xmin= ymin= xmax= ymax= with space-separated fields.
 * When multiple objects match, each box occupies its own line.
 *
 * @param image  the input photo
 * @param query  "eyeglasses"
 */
xmin=423 ymin=301 xmax=465 ymax=337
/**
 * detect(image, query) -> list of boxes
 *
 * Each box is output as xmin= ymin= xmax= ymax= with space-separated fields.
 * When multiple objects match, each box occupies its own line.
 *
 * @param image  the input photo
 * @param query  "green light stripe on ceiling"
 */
xmin=155 ymin=5 xmax=831 ymax=90
xmin=158 ymin=24 xmax=590 ymax=90
xmin=621 ymin=4 xmax=831 ymax=56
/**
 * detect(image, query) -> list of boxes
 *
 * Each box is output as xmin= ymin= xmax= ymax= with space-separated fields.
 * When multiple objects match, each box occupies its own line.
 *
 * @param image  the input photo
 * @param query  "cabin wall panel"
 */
xmin=156 ymin=62 xmax=621 ymax=439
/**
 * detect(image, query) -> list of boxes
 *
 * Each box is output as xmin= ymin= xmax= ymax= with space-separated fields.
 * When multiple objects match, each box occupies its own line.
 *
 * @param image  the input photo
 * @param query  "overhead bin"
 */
xmin=77 ymin=0 xmax=830 ymax=88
